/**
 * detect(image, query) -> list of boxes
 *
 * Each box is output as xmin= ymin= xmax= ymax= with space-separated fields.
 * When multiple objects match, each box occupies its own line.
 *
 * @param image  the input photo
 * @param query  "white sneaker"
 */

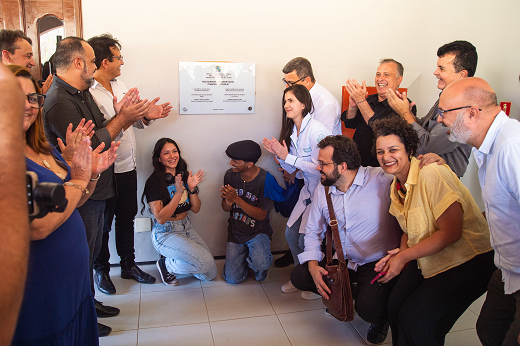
xmin=301 ymin=291 xmax=322 ymax=300
xmin=281 ymin=280 xmax=299 ymax=293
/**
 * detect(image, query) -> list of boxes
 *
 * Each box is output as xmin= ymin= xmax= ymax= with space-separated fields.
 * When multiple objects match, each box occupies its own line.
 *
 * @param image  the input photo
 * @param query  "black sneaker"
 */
xmin=274 ymin=251 xmax=294 ymax=268
xmin=156 ymin=258 xmax=179 ymax=286
xmin=366 ymin=322 xmax=390 ymax=345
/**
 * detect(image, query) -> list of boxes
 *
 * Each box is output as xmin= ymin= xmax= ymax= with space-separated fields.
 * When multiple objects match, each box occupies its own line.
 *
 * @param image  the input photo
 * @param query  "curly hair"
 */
xmin=372 ymin=116 xmax=419 ymax=157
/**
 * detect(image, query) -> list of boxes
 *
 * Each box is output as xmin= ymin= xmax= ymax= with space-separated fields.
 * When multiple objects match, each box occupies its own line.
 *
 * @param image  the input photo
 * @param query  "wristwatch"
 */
xmin=188 ymin=186 xmax=199 ymax=195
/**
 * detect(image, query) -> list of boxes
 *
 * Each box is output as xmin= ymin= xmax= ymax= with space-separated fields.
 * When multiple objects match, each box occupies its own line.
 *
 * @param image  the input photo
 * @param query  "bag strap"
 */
xmin=324 ymin=186 xmax=346 ymax=266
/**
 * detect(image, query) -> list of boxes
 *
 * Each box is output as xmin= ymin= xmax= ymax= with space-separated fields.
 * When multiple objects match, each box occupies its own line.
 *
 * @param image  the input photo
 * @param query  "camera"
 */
xmin=27 ymin=171 xmax=67 ymax=220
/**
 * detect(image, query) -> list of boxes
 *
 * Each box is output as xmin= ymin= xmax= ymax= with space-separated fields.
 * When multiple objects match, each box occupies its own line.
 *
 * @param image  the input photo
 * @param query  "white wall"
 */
xmin=83 ymin=0 xmax=520 ymax=260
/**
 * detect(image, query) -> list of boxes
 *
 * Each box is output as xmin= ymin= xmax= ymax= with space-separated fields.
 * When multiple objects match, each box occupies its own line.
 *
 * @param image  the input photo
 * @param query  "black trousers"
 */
xmin=388 ymin=251 xmax=496 ymax=346
xmin=477 ymin=269 xmax=520 ymax=346
xmin=291 ymin=259 xmax=397 ymax=325
xmin=94 ymin=170 xmax=138 ymax=273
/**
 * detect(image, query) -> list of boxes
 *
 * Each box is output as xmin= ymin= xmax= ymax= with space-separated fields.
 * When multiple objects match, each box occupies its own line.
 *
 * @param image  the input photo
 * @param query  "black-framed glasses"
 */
xmin=282 ymin=77 xmax=305 ymax=86
xmin=111 ymin=55 xmax=124 ymax=61
xmin=317 ymin=161 xmax=335 ymax=168
xmin=25 ymin=93 xmax=46 ymax=109
xmin=437 ymin=106 xmax=481 ymax=119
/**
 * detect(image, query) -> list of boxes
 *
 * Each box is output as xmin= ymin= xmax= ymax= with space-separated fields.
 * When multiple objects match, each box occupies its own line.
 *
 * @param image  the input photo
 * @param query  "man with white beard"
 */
xmin=437 ymin=77 xmax=520 ymax=346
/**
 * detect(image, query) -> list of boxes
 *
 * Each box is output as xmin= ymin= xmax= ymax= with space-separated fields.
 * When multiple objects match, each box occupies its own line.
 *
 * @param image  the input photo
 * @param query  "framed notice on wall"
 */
xmin=179 ymin=62 xmax=255 ymax=114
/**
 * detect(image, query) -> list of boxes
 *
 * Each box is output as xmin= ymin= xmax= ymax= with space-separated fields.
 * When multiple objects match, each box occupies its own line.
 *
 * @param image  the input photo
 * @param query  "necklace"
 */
xmin=396 ymin=180 xmax=407 ymax=200
xmin=38 ymin=153 xmax=66 ymax=181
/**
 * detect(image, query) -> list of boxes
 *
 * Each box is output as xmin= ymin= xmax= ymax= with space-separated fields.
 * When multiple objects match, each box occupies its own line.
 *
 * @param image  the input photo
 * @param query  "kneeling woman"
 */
xmin=372 ymin=117 xmax=495 ymax=346
xmin=143 ymin=138 xmax=216 ymax=285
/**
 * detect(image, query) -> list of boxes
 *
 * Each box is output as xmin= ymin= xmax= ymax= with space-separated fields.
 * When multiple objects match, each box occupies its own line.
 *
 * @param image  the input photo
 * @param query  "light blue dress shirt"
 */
xmin=298 ymin=166 xmax=401 ymax=270
xmin=473 ymin=111 xmax=520 ymax=294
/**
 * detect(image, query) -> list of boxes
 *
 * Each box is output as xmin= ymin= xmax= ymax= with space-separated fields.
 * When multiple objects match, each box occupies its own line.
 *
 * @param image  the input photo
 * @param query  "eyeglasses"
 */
xmin=25 ymin=93 xmax=46 ymax=109
xmin=317 ymin=161 xmax=335 ymax=168
xmin=437 ymin=106 xmax=481 ymax=119
xmin=282 ymin=77 xmax=305 ymax=86
xmin=111 ymin=55 xmax=124 ymax=61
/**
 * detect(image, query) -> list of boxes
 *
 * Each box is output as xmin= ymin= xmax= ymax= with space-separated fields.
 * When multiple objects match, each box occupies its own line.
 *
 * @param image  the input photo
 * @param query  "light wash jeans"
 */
xmin=151 ymin=217 xmax=216 ymax=281
xmin=285 ymin=214 xmax=305 ymax=265
xmin=223 ymin=233 xmax=272 ymax=284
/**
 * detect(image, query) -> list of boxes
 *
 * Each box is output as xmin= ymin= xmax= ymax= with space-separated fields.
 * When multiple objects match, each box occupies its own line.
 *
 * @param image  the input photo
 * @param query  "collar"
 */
xmin=327 ymin=167 xmax=366 ymax=195
xmin=55 ymin=75 xmax=83 ymax=95
xmin=476 ymin=111 xmax=508 ymax=155
xmin=405 ymin=157 xmax=420 ymax=187
xmin=92 ymin=78 xmax=118 ymax=90
xmin=292 ymin=115 xmax=312 ymax=139
xmin=309 ymin=82 xmax=318 ymax=96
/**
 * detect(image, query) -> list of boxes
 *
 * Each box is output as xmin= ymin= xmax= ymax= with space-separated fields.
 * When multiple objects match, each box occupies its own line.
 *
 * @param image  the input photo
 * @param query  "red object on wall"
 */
xmin=500 ymin=102 xmax=511 ymax=116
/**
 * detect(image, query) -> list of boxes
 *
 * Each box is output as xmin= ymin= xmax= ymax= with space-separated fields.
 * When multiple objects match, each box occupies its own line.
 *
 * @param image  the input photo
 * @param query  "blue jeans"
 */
xmin=151 ymin=217 xmax=216 ymax=281
xmin=286 ymin=215 xmax=305 ymax=265
xmin=224 ymin=233 xmax=272 ymax=284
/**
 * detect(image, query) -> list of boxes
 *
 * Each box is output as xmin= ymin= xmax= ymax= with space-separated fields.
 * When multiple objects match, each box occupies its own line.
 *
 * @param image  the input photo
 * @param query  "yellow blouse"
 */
xmin=389 ymin=157 xmax=492 ymax=278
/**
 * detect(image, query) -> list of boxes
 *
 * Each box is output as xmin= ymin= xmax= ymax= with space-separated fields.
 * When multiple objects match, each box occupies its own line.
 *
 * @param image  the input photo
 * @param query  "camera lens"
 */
xmin=33 ymin=183 xmax=65 ymax=207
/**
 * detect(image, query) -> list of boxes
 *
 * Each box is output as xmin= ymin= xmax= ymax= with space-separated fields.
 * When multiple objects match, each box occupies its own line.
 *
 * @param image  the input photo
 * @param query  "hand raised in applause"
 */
xmin=263 ymin=137 xmax=289 ymax=161
xmin=70 ymin=137 xmax=92 ymax=184
xmin=187 ymin=170 xmax=204 ymax=190
xmin=58 ymin=119 xmax=95 ymax=162
xmin=91 ymin=141 xmax=120 ymax=178
xmin=145 ymin=97 xmax=173 ymax=120
xmin=220 ymin=184 xmax=238 ymax=206
xmin=386 ymin=89 xmax=416 ymax=122
xmin=345 ymin=79 xmax=367 ymax=104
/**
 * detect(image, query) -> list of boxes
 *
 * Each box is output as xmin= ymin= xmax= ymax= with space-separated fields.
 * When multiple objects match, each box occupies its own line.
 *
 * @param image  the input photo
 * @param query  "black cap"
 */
xmin=225 ymin=140 xmax=262 ymax=163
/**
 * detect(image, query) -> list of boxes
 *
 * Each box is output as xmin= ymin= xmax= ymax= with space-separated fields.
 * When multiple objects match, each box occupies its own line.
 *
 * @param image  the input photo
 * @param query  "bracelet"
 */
xmin=64 ymin=182 xmax=88 ymax=195
xmin=188 ymin=186 xmax=199 ymax=195
xmin=356 ymin=99 xmax=367 ymax=105
xmin=143 ymin=116 xmax=151 ymax=122
xmin=90 ymin=173 xmax=101 ymax=181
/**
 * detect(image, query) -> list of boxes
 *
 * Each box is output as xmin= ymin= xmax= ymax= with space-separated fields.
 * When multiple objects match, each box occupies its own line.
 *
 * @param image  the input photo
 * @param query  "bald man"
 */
xmin=437 ymin=77 xmax=520 ymax=346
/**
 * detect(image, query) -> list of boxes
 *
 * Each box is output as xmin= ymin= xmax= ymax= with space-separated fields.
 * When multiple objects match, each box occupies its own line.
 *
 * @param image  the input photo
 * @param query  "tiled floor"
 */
xmin=97 ymin=255 xmax=486 ymax=346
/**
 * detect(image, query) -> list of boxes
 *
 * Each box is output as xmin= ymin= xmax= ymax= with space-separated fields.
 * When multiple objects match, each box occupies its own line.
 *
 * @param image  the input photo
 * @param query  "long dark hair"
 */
xmin=279 ymin=84 xmax=314 ymax=148
xmin=141 ymin=138 xmax=188 ymax=214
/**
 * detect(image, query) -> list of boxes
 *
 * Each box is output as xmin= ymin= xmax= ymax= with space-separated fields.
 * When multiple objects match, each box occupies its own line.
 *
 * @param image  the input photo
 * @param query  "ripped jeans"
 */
xmin=151 ymin=217 xmax=217 ymax=281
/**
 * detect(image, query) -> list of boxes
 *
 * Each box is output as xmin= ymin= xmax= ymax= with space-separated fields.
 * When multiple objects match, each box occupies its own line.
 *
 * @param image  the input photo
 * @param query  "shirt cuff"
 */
xmin=284 ymin=154 xmax=298 ymax=167
xmin=298 ymin=251 xmax=324 ymax=264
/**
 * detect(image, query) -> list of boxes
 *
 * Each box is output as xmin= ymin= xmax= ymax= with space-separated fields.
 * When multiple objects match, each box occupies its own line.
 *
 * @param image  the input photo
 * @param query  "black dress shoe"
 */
xmin=95 ymin=271 xmax=116 ymax=295
xmin=366 ymin=322 xmax=390 ymax=345
xmin=95 ymin=299 xmax=120 ymax=318
xmin=274 ymin=250 xmax=294 ymax=268
xmin=121 ymin=265 xmax=156 ymax=284
xmin=98 ymin=322 xmax=112 ymax=337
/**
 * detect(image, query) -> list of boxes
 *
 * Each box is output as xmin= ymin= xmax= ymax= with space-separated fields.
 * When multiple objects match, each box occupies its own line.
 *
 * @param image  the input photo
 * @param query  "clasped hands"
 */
xmin=345 ymin=79 xmax=368 ymax=107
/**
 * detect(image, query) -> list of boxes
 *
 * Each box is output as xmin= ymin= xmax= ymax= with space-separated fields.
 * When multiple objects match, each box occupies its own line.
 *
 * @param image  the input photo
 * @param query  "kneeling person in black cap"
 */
xmin=220 ymin=140 xmax=277 ymax=283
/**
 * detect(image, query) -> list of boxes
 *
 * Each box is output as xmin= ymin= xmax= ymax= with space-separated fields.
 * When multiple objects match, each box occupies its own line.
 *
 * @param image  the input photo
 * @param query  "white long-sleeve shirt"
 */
xmin=279 ymin=116 xmax=331 ymax=231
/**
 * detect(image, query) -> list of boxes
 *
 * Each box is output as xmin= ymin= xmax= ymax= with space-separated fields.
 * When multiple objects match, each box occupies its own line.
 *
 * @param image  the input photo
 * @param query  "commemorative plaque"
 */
xmin=179 ymin=62 xmax=255 ymax=114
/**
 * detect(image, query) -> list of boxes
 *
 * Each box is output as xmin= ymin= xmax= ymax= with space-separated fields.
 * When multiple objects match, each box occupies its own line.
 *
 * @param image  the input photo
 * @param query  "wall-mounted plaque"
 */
xmin=179 ymin=62 xmax=255 ymax=114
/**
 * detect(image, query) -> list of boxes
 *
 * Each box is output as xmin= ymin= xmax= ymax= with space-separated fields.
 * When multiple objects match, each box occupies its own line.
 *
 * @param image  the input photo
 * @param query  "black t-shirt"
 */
xmin=143 ymin=175 xmax=192 ymax=216
xmin=341 ymin=94 xmax=417 ymax=167
xmin=224 ymin=168 xmax=274 ymax=244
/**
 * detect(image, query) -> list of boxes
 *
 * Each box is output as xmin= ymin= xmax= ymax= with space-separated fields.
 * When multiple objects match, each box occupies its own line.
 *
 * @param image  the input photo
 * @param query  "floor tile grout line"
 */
xmin=201 ymin=281 xmax=217 ymax=346
xmin=260 ymin=282 xmax=294 ymax=346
